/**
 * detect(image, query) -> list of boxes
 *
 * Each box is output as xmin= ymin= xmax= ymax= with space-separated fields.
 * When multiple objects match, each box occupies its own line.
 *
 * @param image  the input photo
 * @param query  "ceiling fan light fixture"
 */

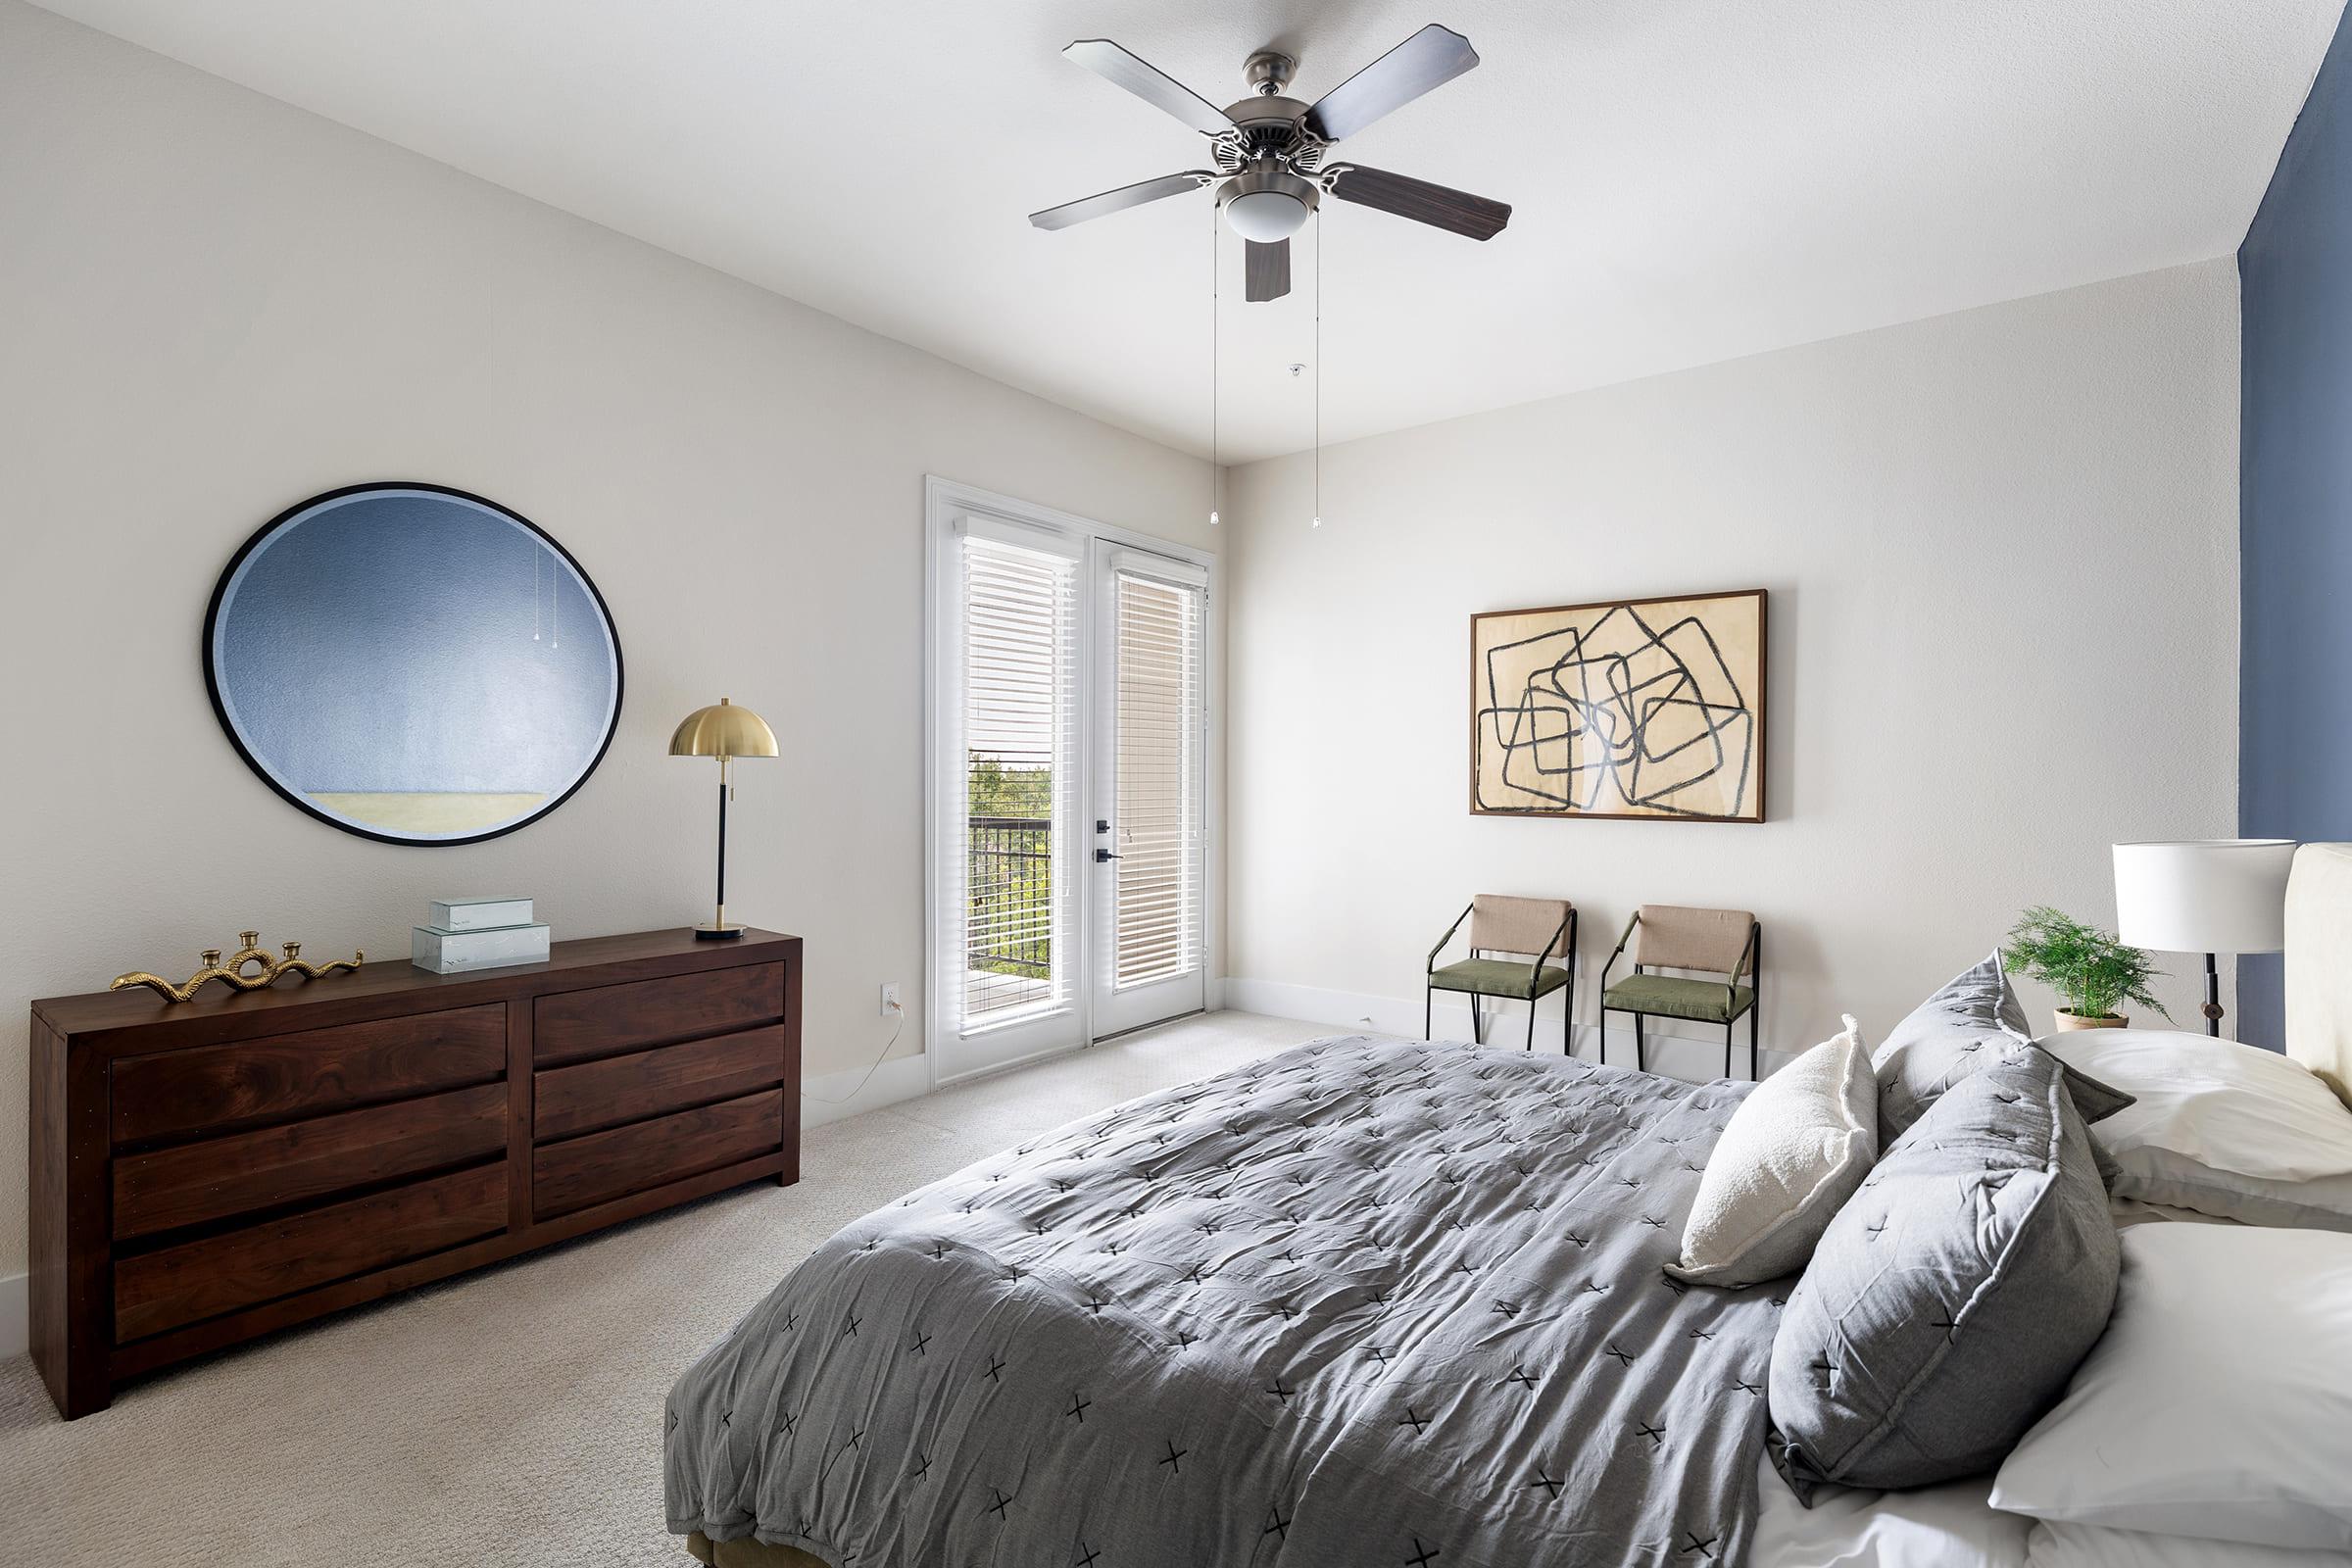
xmin=1217 ymin=169 xmax=1319 ymax=244
xmin=1223 ymin=189 xmax=1310 ymax=242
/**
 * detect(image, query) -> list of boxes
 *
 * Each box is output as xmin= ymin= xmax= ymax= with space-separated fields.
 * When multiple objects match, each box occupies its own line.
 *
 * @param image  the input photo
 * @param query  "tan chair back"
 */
xmin=1469 ymin=895 xmax=1572 ymax=960
xmin=1636 ymin=905 xmax=1755 ymax=976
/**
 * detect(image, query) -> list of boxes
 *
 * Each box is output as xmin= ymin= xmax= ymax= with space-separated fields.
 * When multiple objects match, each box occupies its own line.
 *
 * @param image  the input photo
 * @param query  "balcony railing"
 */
xmin=968 ymin=815 xmax=1052 ymax=986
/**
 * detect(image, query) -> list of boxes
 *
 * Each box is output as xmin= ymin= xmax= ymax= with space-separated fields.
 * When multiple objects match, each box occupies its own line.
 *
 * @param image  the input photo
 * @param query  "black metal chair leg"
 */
xmin=1725 ymin=1023 xmax=1734 ymax=1082
xmin=1635 ymin=1013 xmax=1645 ymax=1073
xmin=1472 ymin=997 xmax=1485 ymax=1046
xmin=1750 ymin=1004 xmax=1759 ymax=1080
xmin=1525 ymin=997 xmax=1536 ymax=1052
xmin=1424 ymin=987 xmax=1433 ymax=1042
xmin=1562 ymin=979 xmax=1573 ymax=1057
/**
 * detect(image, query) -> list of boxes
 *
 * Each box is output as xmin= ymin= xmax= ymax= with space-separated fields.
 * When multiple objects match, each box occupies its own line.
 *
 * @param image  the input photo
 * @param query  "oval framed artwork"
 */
xmin=202 ymin=482 xmax=624 ymax=846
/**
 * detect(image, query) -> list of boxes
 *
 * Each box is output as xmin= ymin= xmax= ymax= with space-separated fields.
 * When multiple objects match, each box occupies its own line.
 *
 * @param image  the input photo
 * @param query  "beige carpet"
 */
xmin=0 ymin=1010 xmax=1332 ymax=1567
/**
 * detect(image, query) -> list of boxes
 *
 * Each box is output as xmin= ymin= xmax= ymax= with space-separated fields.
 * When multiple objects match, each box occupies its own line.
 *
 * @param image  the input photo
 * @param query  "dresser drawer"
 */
xmin=113 ymin=1163 xmax=507 ymax=1343
xmin=111 ymin=1005 xmax=506 ymax=1147
xmin=534 ymin=1025 xmax=787 ymax=1143
xmin=533 ymin=963 xmax=784 ymax=1067
xmin=113 ymin=1083 xmax=508 ymax=1240
xmin=534 ymin=1089 xmax=783 ymax=1219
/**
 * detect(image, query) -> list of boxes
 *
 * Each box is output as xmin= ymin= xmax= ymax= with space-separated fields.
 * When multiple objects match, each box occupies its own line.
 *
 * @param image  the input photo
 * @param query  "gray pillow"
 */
xmin=1872 ymin=951 xmax=2132 ymax=1138
xmin=1767 ymin=1047 xmax=2121 ymax=1497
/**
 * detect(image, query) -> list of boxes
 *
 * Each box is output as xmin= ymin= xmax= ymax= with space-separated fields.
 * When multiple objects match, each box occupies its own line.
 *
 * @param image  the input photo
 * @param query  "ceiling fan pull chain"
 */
xmin=1209 ymin=201 xmax=1220 ymax=526
xmin=1313 ymin=210 xmax=1323 ymax=530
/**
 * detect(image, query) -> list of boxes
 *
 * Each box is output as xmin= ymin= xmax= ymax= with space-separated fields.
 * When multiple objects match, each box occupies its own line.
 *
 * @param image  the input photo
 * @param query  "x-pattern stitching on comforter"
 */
xmin=667 ymin=1036 xmax=1787 ymax=1567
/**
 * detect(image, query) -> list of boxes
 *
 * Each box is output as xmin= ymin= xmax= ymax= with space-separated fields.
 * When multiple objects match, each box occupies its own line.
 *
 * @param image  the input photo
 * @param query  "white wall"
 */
xmin=0 ymin=2 xmax=1213 ymax=1294
xmin=1223 ymin=262 xmax=2241 ymax=1074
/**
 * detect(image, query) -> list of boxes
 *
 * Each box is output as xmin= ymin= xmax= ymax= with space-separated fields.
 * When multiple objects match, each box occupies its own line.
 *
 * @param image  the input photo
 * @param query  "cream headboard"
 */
xmin=2284 ymin=842 xmax=2352 ymax=1107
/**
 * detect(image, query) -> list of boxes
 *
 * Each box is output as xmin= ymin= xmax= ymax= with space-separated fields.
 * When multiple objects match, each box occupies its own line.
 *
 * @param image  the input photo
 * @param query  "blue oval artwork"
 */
xmin=205 ymin=483 xmax=622 ymax=845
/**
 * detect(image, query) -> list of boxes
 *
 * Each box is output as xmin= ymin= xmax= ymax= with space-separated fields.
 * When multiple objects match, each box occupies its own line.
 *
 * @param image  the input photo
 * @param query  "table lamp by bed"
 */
xmin=2113 ymin=839 xmax=2297 ymax=1038
xmin=670 ymin=698 xmax=779 ymax=940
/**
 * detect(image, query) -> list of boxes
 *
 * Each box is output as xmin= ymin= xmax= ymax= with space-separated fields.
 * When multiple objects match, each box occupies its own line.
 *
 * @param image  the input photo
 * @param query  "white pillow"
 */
xmin=2037 ymin=1029 xmax=2352 ymax=1229
xmin=1665 ymin=1015 xmax=1876 ymax=1288
xmin=1750 ymin=1455 xmax=2034 ymax=1568
xmin=2027 ymin=1521 xmax=2352 ymax=1567
xmin=1991 ymin=1224 xmax=2352 ymax=1551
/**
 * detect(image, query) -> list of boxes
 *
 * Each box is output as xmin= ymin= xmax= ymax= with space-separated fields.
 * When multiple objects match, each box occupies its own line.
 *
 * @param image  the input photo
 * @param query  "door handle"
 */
xmin=1095 ymin=848 xmax=1120 ymax=862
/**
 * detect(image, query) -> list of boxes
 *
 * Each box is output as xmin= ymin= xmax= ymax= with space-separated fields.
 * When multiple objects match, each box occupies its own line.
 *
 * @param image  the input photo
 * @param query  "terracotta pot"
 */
xmin=2052 ymin=1009 xmax=2128 ymax=1032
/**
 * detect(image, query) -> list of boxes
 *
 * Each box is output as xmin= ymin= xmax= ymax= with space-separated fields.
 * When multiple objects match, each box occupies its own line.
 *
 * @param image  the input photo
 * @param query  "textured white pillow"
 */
xmin=2026 ymin=1521 xmax=2352 ymax=1568
xmin=1666 ymin=1015 xmax=1876 ymax=1288
xmin=2038 ymin=1029 xmax=2352 ymax=1229
xmin=1991 ymin=1224 xmax=2352 ymax=1551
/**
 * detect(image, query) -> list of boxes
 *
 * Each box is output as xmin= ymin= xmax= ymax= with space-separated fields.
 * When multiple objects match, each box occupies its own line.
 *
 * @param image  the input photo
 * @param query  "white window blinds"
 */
xmin=957 ymin=530 xmax=1078 ymax=1027
xmin=1111 ymin=569 xmax=1203 ymax=989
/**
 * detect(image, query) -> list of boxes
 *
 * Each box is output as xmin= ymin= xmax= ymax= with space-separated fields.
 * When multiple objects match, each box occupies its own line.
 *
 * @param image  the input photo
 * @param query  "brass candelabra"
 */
xmin=111 ymin=931 xmax=365 ymax=1004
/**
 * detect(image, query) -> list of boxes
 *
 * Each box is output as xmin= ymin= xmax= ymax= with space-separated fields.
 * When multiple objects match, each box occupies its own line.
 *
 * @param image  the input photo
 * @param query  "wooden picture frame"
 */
xmin=1470 ymin=588 xmax=1767 ymax=822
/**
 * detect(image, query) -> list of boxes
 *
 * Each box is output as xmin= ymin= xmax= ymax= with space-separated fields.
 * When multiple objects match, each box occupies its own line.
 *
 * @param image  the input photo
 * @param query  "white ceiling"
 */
xmin=32 ymin=0 xmax=2345 ymax=462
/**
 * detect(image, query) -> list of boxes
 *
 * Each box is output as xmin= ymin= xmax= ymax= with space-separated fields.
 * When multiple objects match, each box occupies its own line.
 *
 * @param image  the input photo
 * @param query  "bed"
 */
xmin=666 ymin=845 xmax=2352 ymax=1568
xmin=668 ymin=1044 xmax=1785 ymax=1564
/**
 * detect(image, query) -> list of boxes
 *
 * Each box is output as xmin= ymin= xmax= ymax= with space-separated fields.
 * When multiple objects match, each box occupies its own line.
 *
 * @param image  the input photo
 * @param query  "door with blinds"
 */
xmin=1089 ymin=550 xmax=1208 ymax=1037
xmin=934 ymin=514 xmax=1086 ymax=1079
xmin=929 ymin=484 xmax=1212 ymax=1084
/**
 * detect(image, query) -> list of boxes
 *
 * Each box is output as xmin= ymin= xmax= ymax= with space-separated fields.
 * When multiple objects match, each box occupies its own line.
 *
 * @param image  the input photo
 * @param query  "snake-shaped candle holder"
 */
xmin=111 ymin=931 xmax=366 ymax=1004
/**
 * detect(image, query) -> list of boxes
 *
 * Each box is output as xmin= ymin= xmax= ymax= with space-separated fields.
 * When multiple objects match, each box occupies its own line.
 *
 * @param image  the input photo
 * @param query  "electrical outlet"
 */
xmin=881 ymin=982 xmax=903 ymax=1016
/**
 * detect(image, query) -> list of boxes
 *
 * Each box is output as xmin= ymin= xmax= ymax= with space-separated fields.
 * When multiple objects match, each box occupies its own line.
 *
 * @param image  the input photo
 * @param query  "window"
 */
xmin=958 ymin=532 xmax=1078 ymax=1024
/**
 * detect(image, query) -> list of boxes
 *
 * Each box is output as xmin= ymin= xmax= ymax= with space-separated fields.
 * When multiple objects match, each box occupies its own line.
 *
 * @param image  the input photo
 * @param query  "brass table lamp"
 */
xmin=669 ymin=698 xmax=779 ymax=939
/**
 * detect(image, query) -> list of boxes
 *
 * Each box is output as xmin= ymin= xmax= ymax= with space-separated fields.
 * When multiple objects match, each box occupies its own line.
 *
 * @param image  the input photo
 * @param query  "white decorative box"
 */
xmin=412 ymin=921 xmax=551 ymax=974
xmin=429 ymin=896 xmax=535 ymax=932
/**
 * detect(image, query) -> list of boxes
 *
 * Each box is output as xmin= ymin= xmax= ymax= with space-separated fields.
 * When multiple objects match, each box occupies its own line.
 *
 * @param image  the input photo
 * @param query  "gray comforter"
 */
xmin=667 ymin=1037 xmax=1786 ymax=1566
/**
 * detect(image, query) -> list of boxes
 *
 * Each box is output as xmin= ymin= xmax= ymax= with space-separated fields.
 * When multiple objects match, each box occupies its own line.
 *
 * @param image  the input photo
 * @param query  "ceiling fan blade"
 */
xmin=1062 ymin=40 xmax=1234 ymax=136
xmin=1328 ymin=164 xmax=1510 ymax=240
xmin=1029 ymin=172 xmax=1208 ymax=231
xmin=1246 ymin=239 xmax=1292 ymax=302
xmin=1302 ymin=24 xmax=1479 ymax=142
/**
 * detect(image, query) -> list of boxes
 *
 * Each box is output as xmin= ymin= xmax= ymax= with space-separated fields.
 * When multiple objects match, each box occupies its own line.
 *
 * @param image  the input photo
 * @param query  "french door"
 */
xmin=927 ymin=481 xmax=1211 ymax=1085
xmin=1090 ymin=551 xmax=1208 ymax=1035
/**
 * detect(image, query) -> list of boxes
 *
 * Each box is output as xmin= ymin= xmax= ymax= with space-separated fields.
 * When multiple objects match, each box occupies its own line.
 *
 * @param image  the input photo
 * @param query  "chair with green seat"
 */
xmin=1425 ymin=894 xmax=1577 ymax=1053
xmin=1599 ymin=905 xmax=1761 ymax=1079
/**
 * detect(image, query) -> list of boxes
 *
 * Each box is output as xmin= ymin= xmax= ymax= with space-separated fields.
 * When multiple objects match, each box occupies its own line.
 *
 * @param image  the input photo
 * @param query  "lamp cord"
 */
xmin=803 ymin=1006 xmax=908 ymax=1106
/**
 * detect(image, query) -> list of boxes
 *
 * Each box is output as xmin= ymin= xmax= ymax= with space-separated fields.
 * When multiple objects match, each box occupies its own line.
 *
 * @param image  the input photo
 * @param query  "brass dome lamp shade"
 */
xmin=669 ymin=698 xmax=779 ymax=940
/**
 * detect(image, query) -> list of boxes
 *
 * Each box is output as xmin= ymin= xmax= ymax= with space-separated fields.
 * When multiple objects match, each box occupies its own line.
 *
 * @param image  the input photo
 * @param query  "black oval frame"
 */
xmin=201 ymin=481 xmax=625 ymax=848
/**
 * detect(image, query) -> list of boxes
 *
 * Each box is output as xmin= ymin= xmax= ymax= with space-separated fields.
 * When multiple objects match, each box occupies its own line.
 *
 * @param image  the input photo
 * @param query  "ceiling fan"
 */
xmin=1028 ymin=24 xmax=1511 ymax=302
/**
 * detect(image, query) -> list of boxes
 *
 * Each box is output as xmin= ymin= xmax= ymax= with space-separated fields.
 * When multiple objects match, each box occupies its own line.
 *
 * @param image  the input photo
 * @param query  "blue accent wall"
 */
xmin=2239 ymin=12 xmax=2352 ymax=1049
xmin=215 ymin=491 xmax=617 ymax=795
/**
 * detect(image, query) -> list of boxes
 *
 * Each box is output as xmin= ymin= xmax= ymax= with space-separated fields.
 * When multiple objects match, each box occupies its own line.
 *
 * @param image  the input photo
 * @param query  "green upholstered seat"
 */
xmin=1601 ymin=972 xmax=1754 ymax=1024
xmin=1429 ymin=958 xmax=1571 ymax=1001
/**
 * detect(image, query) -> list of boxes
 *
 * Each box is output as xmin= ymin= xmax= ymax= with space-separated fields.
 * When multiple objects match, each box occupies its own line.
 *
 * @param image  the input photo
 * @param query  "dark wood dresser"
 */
xmin=28 ymin=927 xmax=801 ymax=1419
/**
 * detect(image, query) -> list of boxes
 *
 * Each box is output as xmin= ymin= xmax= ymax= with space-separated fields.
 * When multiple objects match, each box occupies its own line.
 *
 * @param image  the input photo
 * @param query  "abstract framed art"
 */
xmin=1470 ymin=588 xmax=1767 ymax=822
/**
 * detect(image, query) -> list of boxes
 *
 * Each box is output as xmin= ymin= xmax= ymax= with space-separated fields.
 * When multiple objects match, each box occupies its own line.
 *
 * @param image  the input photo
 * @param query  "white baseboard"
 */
xmin=1222 ymin=977 xmax=1792 ymax=1083
xmin=0 ymin=1270 xmax=24 ymax=1360
xmin=801 ymin=1050 xmax=933 ymax=1128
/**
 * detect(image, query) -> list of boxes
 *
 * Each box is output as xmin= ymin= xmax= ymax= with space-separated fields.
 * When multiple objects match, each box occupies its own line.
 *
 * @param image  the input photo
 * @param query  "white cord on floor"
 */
xmin=802 ymin=1006 xmax=907 ymax=1105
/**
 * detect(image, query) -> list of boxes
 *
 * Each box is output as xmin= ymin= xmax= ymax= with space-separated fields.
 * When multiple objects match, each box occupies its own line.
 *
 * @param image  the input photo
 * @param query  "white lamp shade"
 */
xmin=2113 ymin=840 xmax=2297 ymax=955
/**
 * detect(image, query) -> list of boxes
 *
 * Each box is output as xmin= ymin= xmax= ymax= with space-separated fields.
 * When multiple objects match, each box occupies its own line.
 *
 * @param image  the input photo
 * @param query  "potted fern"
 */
xmin=2002 ymin=906 xmax=2172 ymax=1032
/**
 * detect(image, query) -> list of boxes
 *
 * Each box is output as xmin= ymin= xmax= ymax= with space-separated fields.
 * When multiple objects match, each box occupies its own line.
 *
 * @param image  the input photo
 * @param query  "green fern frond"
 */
xmin=2002 ymin=906 xmax=2172 ymax=1024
